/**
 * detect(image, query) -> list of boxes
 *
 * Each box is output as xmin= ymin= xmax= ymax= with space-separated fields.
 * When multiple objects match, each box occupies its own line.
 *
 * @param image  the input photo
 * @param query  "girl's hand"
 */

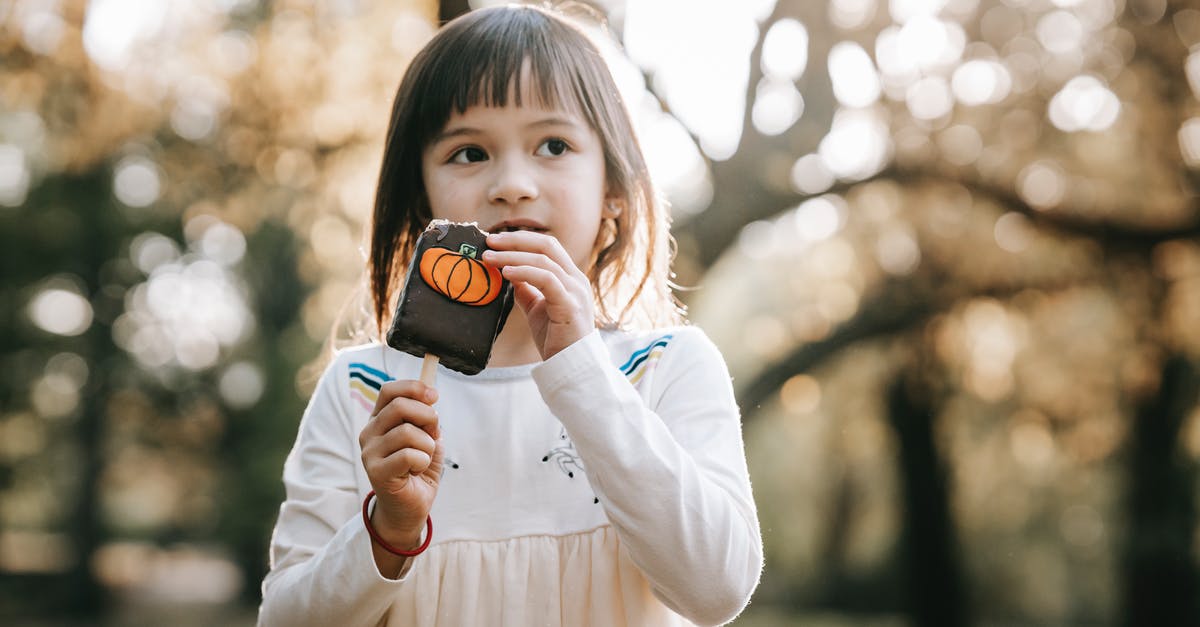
xmin=358 ymin=380 xmax=442 ymax=550
xmin=484 ymin=230 xmax=595 ymax=360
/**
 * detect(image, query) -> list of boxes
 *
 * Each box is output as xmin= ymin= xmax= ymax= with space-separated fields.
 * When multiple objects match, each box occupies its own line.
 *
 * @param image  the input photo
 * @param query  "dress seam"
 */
xmin=430 ymin=522 xmax=615 ymax=547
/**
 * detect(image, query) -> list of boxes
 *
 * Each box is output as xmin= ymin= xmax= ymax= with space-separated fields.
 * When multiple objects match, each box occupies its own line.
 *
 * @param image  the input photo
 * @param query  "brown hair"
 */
xmin=363 ymin=3 xmax=682 ymax=341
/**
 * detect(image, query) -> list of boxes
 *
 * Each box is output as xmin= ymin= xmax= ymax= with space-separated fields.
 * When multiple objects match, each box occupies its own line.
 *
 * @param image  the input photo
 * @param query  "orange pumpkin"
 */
xmin=419 ymin=243 xmax=503 ymax=306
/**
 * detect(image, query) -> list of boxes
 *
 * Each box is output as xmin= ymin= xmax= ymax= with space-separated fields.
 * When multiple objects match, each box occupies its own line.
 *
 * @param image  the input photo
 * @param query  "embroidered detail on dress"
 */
xmin=619 ymin=334 xmax=673 ymax=385
xmin=542 ymin=427 xmax=584 ymax=478
xmin=349 ymin=362 xmax=390 ymax=411
xmin=541 ymin=427 xmax=599 ymax=503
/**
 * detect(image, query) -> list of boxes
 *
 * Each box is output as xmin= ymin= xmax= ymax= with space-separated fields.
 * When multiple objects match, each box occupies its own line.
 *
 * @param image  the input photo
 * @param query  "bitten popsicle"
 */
xmin=385 ymin=220 xmax=515 ymax=381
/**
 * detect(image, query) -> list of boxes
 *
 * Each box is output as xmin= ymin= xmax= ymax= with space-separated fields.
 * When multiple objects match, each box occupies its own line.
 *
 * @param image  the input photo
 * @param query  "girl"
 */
xmin=258 ymin=5 xmax=762 ymax=626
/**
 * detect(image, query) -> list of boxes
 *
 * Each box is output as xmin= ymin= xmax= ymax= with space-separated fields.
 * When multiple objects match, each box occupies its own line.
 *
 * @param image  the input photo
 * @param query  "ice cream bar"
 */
xmin=385 ymin=220 xmax=515 ymax=377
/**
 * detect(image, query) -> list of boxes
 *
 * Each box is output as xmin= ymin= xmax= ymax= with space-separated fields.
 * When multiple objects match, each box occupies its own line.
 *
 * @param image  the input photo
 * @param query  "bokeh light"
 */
xmin=28 ymin=280 xmax=93 ymax=337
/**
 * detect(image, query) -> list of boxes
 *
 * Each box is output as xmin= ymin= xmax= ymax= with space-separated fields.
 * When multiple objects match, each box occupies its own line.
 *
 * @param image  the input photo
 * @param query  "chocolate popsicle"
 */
xmin=385 ymin=220 xmax=515 ymax=379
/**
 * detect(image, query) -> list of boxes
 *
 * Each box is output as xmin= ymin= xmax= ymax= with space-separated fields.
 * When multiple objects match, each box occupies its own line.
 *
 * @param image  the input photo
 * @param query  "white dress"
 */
xmin=258 ymin=326 xmax=762 ymax=626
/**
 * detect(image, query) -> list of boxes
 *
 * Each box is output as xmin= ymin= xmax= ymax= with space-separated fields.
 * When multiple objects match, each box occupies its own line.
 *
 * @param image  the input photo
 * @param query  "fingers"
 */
xmin=364 ymin=426 xmax=436 ymax=477
xmin=361 ymin=419 xmax=439 ymax=480
xmin=490 ymin=256 xmax=575 ymax=305
xmin=361 ymin=380 xmax=439 ymax=446
xmin=370 ymin=379 xmax=437 ymax=417
xmin=484 ymin=231 xmax=588 ymax=283
xmin=483 ymin=232 xmax=591 ymax=309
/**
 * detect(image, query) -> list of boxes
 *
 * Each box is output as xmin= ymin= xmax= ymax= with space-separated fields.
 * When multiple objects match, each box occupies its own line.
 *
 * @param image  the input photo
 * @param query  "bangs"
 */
xmin=409 ymin=7 xmax=598 ymax=146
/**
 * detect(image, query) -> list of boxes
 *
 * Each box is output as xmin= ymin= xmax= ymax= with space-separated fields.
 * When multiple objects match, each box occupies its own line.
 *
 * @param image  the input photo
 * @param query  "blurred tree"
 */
xmin=671 ymin=0 xmax=1200 ymax=625
xmin=1 ymin=0 xmax=436 ymax=620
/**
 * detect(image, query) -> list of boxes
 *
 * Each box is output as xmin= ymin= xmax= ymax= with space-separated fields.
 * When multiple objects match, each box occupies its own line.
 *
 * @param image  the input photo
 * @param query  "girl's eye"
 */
xmin=450 ymin=147 xmax=488 ymax=164
xmin=536 ymin=138 xmax=569 ymax=157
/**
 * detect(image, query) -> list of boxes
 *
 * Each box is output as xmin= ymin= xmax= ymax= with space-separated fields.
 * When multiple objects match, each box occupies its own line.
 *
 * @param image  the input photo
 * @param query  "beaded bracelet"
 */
xmin=362 ymin=490 xmax=433 ymax=557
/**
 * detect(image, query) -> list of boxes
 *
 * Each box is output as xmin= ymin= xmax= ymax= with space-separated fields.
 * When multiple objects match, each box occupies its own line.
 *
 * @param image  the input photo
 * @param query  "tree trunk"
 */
xmin=1122 ymin=355 xmax=1199 ymax=626
xmin=887 ymin=369 xmax=969 ymax=627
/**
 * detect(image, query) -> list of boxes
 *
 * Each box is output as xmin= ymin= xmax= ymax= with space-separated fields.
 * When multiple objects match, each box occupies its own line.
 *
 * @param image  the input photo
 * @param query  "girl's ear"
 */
xmin=603 ymin=197 xmax=623 ymax=219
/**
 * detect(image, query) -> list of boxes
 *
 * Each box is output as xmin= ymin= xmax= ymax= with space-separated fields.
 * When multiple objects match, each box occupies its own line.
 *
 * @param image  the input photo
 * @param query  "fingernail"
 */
xmin=425 ymin=387 xmax=437 ymax=403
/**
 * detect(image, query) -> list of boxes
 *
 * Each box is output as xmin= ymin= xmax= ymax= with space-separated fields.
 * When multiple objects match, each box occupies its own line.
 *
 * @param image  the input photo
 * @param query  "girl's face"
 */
xmin=420 ymin=87 xmax=612 ymax=271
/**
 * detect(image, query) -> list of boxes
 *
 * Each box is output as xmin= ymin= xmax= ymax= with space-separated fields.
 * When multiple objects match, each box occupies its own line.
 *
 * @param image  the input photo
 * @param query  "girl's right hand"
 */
xmin=358 ymin=380 xmax=443 ymax=550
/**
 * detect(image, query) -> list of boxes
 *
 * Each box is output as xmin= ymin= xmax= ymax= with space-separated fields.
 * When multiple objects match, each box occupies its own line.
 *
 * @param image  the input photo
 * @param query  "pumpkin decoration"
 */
xmin=419 ymin=242 xmax=503 ymax=306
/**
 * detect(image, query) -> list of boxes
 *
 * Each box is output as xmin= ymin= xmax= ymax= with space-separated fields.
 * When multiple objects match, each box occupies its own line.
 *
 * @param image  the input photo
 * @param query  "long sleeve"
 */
xmin=531 ymin=327 xmax=763 ymax=626
xmin=257 ymin=357 xmax=411 ymax=626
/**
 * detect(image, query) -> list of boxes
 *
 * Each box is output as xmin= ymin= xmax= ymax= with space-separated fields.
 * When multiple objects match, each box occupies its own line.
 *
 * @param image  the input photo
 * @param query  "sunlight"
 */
xmin=875 ymin=226 xmax=921 ymax=275
xmin=310 ymin=215 xmax=356 ymax=271
xmin=1010 ymin=419 xmax=1055 ymax=472
xmin=116 ymin=219 xmax=254 ymax=372
xmin=790 ymin=153 xmax=835 ymax=194
xmin=737 ymin=220 xmax=783 ymax=260
xmin=219 ymin=361 xmax=265 ymax=409
xmin=28 ymin=281 xmax=93 ymax=337
xmin=744 ymin=314 xmax=791 ymax=360
xmin=831 ymin=0 xmax=878 ymax=30
xmin=1018 ymin=160 xmax=1067 ymax=209
xmin=82 ymin=0 xmax=168 ymax=71
xmin=99 ymin=544 xmax=242 ymax=603
xmin=131 ymin=232 xmax=182 ymax=275
xmin=16 ymin=3 xmax=65 ymax=56
xmin=583 ymin=19 xmax=712 ymax=213
xmin=210 ymin=28 xmax=257 ymax=76
xmin=761 ymin=18 xmax=809 ymax=81
xmin=198 ymin=220 xmax=247 ymax=266
xmin=829 ymin=42 xmax=882 ymax=107
xmin=964 ymin=300 xmax=1021 ymax=401
xmin=113 ymin=155 xmax=163 ymax=208
xmin=623 ymin=0 xmax=770 ymax=160
xmin=780 ymin=374 xmax=821 ymax=414
xmin=816 ymin=280 xmax=860 ymax=322
xmin=1180 ymin=117 xmax=1200 ymax=167
xmin=906 ymin=75 xmax=953 ymax=120
xmin=31 ymin=372 xmax=80 ymax=419
xmin=952 ymin=59 xmax=1012 ymax=105
xmin=1187 ymin=50 xmax=1200 ymax=100
xmin=994 ymin=212 xmax=1034 ymax=253
xmin=636 ymin=108 xmax=713 ymax=215
xmin=937 ymin=124 xmax=984 ymax=165
xmin=1036 ymin=10 xmax=1085 ymax=54
xmin=752 ymin=78 xmax=805 ymax=136
xmin=875 ymin=26 xmax=918 ymax=86
xmin=792 ymin=195 xmax=845 ymax=242
xmin=169 ymin=75 xmax=229 ymax=141
xmin=0 ymin=144 xmax=29 ymax=207
xmin=889 ymin=0 xmax=947 ymax=23
xmin=818 ymin=108 xmax=890 ymax=180
xmin=897 ymin=15 xmax=964 ymax=72
xmin=1048 ymin=75 xmax=1120 ymax=132
xmin=0 ymin=530 xmax=70 ymax=574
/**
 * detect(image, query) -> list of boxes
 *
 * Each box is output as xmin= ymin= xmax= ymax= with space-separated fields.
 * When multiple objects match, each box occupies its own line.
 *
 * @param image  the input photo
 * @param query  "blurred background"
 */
xmin=2 ymin=0 xmax=1199 ymax=625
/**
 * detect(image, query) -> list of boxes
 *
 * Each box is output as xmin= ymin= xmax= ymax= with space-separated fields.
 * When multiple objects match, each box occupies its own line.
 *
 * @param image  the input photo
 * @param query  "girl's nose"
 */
xmin=487 ymin=158 xmax=538 ymax=206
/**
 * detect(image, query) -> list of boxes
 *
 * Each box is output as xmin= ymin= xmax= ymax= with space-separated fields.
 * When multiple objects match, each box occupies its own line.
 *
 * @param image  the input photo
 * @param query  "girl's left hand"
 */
xmin=483 ymin=231 xmax=594 ymax=360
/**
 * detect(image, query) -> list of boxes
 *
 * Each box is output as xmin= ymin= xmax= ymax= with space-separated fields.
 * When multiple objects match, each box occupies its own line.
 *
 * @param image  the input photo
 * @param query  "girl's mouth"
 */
xmin=489 ymin=220 xmax=548 ymax=234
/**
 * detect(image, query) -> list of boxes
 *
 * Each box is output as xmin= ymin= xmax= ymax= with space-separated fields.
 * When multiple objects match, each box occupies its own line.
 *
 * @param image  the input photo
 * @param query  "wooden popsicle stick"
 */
xmin=419 ymin=353 xmax=439 ymax=387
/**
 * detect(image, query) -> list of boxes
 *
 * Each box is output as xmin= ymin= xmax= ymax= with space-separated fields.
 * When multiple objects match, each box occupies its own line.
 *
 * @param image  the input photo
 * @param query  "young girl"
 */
xmin=258 ymin=5 xmax=762 ymax=626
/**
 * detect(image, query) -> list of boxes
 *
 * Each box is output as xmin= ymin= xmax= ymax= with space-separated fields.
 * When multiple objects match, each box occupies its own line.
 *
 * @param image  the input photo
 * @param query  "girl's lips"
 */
xmin=488 ymin=219 xmax=549 ymax=233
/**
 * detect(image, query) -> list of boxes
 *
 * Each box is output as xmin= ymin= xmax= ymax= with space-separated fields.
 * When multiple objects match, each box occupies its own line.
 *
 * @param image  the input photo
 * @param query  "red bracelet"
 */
xmin=362 ymin=490 xmax=433 ymax=557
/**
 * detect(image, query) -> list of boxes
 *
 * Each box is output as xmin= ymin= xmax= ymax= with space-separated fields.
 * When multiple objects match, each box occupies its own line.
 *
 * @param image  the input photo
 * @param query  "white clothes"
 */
xmin=258 ymin=326 xmax=762 ymax=626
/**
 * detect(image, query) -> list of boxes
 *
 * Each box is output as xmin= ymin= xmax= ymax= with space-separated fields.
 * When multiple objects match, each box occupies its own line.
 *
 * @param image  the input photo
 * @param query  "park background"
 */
xmin=3 ymin=0 xmax=1200 ymax=625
